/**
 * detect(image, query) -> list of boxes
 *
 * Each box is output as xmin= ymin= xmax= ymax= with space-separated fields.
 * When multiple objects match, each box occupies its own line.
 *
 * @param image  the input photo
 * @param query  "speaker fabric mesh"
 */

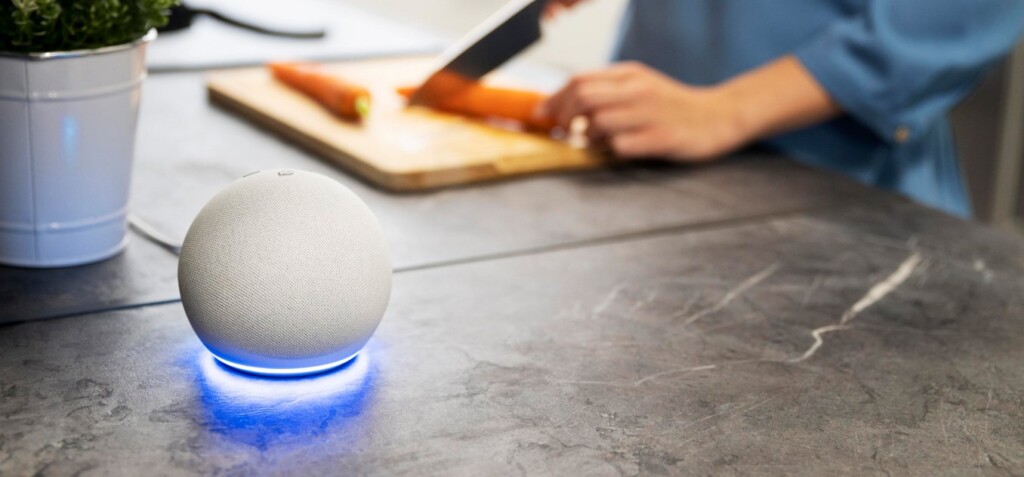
xmin=178 ymin=170 xmax=391 ymax=370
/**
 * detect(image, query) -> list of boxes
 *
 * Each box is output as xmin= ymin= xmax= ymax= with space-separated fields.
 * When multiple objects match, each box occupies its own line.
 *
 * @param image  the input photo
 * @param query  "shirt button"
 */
xmin=894 ymin=126 xmax=911 ymax=143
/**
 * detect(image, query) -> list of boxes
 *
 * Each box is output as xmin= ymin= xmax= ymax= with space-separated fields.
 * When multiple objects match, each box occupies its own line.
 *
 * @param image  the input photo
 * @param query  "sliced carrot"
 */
xmin=398 ymin=84 xmax=556 ymax=132
xmin=268 ymin=62 xmax=371 ymax=121
xmin=396 ymin=86 xmax=417 ymax=98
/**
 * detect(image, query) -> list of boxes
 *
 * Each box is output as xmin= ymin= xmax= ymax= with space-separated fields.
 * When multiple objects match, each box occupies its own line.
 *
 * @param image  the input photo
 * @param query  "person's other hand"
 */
xmin=544 ymin=0 xmax=587 ymax=18
xmin=537 ymin=62 xmax=749 ymax=162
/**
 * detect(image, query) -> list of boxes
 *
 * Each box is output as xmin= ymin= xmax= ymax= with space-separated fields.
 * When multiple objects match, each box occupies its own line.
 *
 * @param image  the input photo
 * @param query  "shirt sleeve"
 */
xmin=794 ymin=1 xmax=1024 ymax=145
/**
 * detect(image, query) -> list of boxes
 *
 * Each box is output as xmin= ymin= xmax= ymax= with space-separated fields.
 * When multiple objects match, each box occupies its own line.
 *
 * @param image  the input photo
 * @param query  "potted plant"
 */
xmin=0 ymin=0 xmax=176 ymax=267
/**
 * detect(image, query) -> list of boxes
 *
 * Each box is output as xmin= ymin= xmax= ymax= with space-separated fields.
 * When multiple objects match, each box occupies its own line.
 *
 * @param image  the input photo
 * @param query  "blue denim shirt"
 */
xmin=615 ymin=0 xmax=1024 ymax=217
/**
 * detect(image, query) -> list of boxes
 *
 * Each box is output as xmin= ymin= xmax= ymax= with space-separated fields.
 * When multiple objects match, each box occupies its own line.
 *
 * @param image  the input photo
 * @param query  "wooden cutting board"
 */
xmin=206 ymin=56 xmax=607 ymax=191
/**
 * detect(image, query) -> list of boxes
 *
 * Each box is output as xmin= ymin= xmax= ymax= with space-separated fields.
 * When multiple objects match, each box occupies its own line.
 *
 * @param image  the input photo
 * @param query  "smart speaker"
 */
xmin=178 ymin=169 xmax=391 ymax=376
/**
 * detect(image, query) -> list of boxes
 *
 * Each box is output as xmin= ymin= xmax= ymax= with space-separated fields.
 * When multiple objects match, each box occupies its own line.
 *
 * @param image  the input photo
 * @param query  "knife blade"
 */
xmin=408 ymin=0 xmax=546 ymax=107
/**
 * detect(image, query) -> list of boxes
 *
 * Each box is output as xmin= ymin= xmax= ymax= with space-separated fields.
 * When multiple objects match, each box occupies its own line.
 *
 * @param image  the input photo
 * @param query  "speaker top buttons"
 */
xmin=278 ymin=170 xmax=295 ymax=176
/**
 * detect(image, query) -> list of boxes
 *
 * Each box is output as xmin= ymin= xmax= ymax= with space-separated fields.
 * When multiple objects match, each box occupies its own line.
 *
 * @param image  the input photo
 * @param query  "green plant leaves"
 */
xmin=1 ymin=0 xmax=178 ymax=53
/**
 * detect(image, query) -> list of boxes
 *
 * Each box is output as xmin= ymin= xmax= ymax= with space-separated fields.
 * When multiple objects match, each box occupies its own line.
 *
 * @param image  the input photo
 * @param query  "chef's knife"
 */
xmin=408 ymin=0 xmax=546 ymax=106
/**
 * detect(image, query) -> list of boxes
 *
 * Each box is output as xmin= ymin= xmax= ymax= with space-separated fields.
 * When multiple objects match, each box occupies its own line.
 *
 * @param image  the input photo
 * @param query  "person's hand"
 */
xmin=537 ymin=62 xmax=750 ymax=162
xmin=537 ymin=57 xmax=842 ymax=162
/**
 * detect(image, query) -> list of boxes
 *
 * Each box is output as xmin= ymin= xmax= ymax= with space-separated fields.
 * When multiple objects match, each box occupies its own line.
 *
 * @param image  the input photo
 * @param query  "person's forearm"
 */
xmin=718 ymin=55 xmax=841 ymax=141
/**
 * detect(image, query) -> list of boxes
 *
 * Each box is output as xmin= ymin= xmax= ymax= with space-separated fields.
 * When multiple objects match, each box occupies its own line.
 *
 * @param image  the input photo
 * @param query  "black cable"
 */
xmin=159 ymin=4 xmax=326 ymax=40
xmin=195 ymin=8 xmax=326 ymax=39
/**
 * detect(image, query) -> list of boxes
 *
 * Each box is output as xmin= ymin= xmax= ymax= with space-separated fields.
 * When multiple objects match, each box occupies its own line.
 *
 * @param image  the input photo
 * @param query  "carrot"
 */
xmin=268 ymin=62 xmax=371 ymax=121
xmin=397 ymin=85 xmax=556 ymax=132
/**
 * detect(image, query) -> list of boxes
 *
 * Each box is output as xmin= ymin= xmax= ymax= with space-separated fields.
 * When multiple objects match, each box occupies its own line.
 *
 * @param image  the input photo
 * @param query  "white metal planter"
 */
xmin=0 ymin=30 xmax=154 ymax=268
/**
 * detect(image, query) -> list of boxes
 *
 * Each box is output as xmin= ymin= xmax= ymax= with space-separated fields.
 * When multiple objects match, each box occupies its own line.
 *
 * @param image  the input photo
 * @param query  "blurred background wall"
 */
xmin=347 ymin=0 xmax=1024 ymax=232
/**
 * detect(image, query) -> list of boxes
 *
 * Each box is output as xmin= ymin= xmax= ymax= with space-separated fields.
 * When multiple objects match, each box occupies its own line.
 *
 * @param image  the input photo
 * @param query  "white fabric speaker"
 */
xmin=178 ymin=169 xmax=391 ymax=376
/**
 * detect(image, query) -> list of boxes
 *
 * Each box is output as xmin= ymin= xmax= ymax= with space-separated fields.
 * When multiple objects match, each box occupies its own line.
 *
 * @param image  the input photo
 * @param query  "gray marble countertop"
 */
xmin=2 ymin=71 xmax=1024 ymax=475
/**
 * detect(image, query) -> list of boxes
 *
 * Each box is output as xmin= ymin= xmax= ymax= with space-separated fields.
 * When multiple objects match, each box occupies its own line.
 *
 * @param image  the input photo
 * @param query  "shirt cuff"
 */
xmin=794 ymin=36 xmax=917 ymax=145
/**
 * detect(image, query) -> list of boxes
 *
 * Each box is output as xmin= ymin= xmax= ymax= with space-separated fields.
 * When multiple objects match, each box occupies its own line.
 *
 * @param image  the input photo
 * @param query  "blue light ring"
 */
xmin=212 ymin=351 xmax=360 ymax=377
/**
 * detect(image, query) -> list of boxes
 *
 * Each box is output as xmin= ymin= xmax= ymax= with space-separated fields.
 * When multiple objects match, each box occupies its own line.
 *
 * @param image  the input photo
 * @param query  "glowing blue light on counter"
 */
xmin=193 ymin=346 xmax=378 ymax=449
